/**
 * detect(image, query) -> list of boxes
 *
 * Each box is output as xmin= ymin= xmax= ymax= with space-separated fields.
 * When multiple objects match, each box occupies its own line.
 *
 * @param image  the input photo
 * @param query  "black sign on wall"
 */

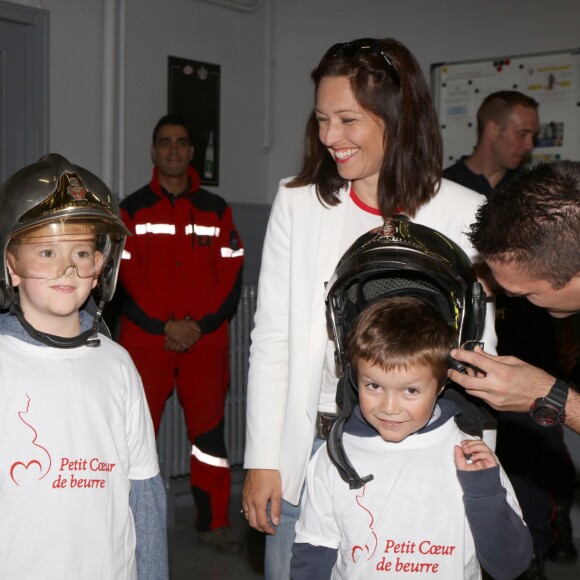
xmin=168 ymin=56 xmax=220 ymax=186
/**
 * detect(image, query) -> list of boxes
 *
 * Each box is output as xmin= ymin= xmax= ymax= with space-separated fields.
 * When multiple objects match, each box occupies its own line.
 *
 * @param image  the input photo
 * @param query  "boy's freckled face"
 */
xmin=7 ymin=236 xmax=102 ymax=336
xmin=356 ymin=359 xmax=442 ymax=443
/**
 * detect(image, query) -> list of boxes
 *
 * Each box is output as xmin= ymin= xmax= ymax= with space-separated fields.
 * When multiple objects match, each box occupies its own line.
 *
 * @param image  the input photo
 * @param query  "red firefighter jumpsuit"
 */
xmin=118 ymin=165 xmax=244 ymax=532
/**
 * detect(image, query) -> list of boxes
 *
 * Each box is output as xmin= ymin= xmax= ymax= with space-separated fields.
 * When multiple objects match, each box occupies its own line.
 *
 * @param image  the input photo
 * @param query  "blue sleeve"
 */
xmin=457 ymin=466 xmax=532 ymax=580
xmin=291 ymin=542 xmax=337 ymax=580
xmin=129 ymin=474 xmax=169 ymax=580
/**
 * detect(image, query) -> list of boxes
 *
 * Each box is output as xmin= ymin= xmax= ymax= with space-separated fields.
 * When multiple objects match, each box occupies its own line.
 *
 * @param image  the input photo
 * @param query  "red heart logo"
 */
xmin=10 ymin=460 xmax=43 ymax=486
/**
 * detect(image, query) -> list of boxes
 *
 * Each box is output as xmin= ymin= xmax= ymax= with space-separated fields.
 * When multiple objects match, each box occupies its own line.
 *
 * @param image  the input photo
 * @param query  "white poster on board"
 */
xmin=432 ymin=49 xmax=580 ymax=167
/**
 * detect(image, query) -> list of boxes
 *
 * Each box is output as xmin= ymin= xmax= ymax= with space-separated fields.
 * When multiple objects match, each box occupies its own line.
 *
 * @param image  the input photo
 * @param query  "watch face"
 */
xmin=531 ymin=399 xmax=565 ymax=427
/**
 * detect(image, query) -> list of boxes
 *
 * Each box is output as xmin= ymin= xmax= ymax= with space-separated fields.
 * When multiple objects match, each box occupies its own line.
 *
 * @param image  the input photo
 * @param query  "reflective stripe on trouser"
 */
xmin=126 ymin=344 xmax=231 ymax=531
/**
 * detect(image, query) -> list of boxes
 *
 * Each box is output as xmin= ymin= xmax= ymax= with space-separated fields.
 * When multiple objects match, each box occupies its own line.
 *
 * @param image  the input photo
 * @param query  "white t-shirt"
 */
xmin=0 ymin=334 xmax=159 ymax=579
xmin=319 ymin=191 xmax=382 ymax=412
xmin=295 ymin=414 xmax=523 ymax=579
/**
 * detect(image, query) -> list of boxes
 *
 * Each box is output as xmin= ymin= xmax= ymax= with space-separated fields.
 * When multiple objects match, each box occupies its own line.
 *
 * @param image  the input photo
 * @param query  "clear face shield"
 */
xmin=7 ymin=221 xmax=121 ymax=281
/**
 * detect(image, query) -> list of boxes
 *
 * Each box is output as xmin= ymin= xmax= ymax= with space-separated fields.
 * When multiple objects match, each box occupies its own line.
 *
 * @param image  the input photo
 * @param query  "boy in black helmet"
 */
xmin=0 ymin=154 xmax=167 ymax=579
xmin=292 ymin=296 xmax=531 ymax=580
xmin=292 ymin=217 xmax=531 ymax=580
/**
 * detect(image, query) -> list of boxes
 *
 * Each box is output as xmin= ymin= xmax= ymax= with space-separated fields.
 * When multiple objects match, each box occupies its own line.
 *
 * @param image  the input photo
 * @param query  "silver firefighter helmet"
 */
xmin=0 ymin=153 xmax=129 ymax=310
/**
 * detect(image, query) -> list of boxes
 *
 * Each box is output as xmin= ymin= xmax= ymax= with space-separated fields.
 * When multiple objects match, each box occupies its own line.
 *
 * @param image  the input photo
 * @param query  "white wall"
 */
xmin=267 ymin=0 xmax=580 ymax=199
xmin=8 ymin=0 xmax=580 ymax=203
xmin=48 ymin=0 xmax=104 ymax=175
xmin=123 ymin=0 xmax=268 ymax=200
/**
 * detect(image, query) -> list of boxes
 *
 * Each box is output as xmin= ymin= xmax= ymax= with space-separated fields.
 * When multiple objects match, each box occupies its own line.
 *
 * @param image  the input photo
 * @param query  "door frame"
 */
xmin=0 ymin=0 xmax=48 ymax=178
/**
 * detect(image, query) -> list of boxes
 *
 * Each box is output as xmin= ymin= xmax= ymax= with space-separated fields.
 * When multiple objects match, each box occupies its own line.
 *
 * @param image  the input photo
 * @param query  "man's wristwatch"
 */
xmin=529 ymin=379 xmax=569 ymax=427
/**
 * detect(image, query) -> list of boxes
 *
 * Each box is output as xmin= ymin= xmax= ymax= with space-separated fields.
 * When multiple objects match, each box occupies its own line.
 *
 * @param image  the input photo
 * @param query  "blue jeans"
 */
xmin=264 ymin=436 xmax=325 ymax=580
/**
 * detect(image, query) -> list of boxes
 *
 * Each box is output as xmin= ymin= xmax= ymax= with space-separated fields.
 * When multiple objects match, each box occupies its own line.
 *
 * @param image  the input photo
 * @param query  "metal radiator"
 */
xmin=157 ymin=284 xmax=257 ymax=484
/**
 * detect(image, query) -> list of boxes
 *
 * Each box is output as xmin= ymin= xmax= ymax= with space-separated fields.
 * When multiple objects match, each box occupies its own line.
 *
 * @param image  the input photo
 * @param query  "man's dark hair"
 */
xmin=289 ymin=37 xmax=442 ymax=219
xmin=476 ymin=90 xmax=539 ymax=140
xmin=469 ymin=161 xmax=580 ymax=289
xmin=152 ymin=114 xmax=192 ymax=144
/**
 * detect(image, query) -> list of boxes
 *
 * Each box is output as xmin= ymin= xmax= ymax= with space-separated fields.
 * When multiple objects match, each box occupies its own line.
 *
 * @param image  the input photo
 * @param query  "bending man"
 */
xmin=450 ymin=161 xmax=580 ymax=432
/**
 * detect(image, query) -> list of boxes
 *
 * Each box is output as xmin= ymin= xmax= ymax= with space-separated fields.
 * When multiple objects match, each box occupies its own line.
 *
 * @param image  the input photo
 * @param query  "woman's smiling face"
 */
xmin=315 ymin=76 xmax=386 ymax=198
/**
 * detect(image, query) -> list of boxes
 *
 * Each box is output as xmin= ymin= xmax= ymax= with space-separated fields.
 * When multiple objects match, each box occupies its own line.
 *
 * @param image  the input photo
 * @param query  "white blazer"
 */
xmin=244 ymin=178 xmax=497 ymax=504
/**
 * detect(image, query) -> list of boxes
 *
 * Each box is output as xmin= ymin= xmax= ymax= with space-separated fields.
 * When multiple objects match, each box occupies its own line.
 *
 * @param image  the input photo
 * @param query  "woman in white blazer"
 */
xmin=242 ymin=38 xmax=497 ymax=580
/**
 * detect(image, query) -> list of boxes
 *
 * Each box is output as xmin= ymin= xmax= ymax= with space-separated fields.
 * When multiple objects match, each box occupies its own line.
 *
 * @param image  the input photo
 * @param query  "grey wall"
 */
xmin=230 ymin=202 xmax=270 ymax=285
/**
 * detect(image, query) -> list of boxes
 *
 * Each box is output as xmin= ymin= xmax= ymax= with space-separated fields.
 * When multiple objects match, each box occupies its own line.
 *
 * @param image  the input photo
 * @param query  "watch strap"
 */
xmin=545 ymin=378 xmax=569 ymax=409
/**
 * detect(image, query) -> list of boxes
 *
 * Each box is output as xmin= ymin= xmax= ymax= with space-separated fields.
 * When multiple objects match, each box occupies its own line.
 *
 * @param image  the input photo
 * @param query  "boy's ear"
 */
xmin=95 ymin=251 xmax=104 ymax=271
xmin=6 ymin=256 xmax=21 ymax=288
xmin=92 ymin=252 xmax=103 ymax=288
xmin=92 ymin=251 xmax=105 ymax=289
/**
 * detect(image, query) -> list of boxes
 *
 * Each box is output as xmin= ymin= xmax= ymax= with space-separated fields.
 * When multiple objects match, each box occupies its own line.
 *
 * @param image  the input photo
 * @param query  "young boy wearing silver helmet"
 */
xmin=0 ymin=154 xmax=167 ymax=579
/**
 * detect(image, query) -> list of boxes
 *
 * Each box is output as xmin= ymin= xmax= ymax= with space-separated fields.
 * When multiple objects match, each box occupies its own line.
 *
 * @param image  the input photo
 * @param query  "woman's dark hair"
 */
xmin=289 ymin=38 xmax=442 ymax=218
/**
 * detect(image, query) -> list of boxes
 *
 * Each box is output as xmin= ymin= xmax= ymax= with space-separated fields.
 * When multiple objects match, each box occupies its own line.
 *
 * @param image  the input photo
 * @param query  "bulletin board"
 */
xmin=431 ymin=49 xmax=580 ymax=166
xmin=168 ymin=56 xmax=220 ymax=186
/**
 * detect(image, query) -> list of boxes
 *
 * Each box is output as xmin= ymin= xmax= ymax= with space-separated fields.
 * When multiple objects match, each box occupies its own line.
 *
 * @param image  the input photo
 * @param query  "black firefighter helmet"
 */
xmin=324 ymin=215 xmax=486 ymax=489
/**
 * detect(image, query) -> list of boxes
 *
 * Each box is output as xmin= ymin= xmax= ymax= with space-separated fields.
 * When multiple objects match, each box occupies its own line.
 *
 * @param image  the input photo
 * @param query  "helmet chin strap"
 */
xmin=327 ymin=367 xmax=375 ymax=490
xmin=9 ymin=294 xmax=102 ymax=349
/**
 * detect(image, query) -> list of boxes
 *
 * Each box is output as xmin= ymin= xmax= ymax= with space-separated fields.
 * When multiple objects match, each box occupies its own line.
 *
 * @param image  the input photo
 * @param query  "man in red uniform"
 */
xmin=118 ymin=115 xmax=244 ymax=553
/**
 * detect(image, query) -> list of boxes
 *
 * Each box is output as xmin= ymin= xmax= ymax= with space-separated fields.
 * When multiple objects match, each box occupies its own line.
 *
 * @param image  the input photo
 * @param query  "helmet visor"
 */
xmin=7 ymin=223 xmax=121 ymax=281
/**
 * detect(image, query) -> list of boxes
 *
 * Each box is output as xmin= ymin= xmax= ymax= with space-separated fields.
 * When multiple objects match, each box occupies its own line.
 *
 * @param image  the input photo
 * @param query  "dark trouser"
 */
xmin=496 ymin=411 xmax=576 ymax=554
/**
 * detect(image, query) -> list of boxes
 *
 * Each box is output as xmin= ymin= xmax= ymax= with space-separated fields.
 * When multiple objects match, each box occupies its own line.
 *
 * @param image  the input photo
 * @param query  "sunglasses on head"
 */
xmin=324 ymin=39 xmax=400 ymax=86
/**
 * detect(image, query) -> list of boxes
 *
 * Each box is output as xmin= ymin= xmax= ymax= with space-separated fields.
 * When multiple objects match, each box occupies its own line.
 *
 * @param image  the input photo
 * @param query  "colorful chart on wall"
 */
xmin=168 ymin=56 xmax=220 ymax=186
xmin=431 ymin=49 xmax=580 ymax=166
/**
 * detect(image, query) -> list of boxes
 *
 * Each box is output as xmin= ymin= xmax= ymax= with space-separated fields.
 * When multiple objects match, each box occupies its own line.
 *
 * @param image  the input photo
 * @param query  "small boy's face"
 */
xmin=7 ymin=235 xmax=103 ymax=335
xmin=357 ymin=358 xmax=443 ymax=443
